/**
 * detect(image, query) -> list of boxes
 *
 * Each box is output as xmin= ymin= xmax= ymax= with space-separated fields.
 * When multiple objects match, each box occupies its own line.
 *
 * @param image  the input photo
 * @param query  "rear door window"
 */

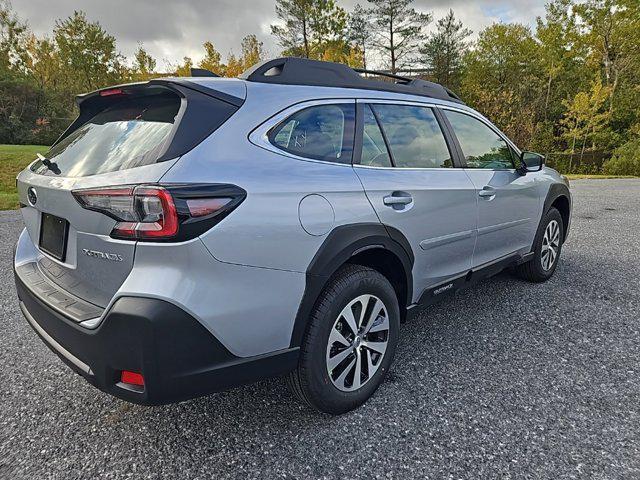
xmin=269 ymin=104 xmax=355 ymax=163
xmin=371 ymin=104 xmax=453 ymax=168
xmin=34 ymin=93 xmax=181 ymax=177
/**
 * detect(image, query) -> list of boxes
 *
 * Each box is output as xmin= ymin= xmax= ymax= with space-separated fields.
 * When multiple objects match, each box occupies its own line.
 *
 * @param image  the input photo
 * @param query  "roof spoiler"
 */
xmin=190 ymin=67 xmax=219 ymax=77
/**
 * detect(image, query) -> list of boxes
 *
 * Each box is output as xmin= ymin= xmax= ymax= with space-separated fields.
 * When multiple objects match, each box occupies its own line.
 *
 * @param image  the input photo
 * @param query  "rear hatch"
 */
xmin=16 ymin=79 xmax=242 ymax=314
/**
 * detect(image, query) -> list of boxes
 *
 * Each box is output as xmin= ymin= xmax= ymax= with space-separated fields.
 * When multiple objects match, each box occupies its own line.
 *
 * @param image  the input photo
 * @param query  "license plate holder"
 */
xmin=39 ymin=213 xmax=69 ymax=262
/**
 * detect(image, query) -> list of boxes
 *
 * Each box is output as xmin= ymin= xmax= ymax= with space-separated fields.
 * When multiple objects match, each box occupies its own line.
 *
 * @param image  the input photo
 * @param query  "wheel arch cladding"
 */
xmin=544 ymin=183 xmax=571 ymax=241
xmin=289 ymin=223 xmax=414 ymax=349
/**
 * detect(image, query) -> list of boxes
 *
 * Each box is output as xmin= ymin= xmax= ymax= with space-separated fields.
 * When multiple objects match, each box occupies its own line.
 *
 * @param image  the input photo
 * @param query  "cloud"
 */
xmin=12 ymin=0 xmax=546 ymax=70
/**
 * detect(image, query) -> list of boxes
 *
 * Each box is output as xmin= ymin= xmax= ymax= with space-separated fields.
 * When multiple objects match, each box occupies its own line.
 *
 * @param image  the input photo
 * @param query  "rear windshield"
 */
xmin=32 ymin=93 xmax=181 ymax=177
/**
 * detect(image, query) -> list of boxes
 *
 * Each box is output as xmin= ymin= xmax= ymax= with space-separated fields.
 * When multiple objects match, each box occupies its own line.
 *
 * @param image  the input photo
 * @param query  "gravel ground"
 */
xmin=1 ymin=179 xmax=639 ymax=480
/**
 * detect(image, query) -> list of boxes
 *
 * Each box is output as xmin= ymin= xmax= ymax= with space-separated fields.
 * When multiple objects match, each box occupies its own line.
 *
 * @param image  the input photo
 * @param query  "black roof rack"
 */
xmin=239 ymin=57 xmax=464 ymax=104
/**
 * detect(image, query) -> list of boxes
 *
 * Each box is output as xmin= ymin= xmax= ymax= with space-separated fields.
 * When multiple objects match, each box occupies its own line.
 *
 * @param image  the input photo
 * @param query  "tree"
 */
xmin=348 ymin=4 xmax=373 ymax=69
xmin=367 ymin=0 xmax=431 ymax=74
xmin=225 ymin=35 xmax=265 ymax=77
xmin=271 ymin=0 xmax=348 ymax=60
xmin=133 ymin=44 xmax=156 ymax=80
xmin=420 ymin=9 xmax=471 ymax=90
xmin=560 ymin=79 xmax=612 ymax=164
xmin=461 ymin=24 xmax=543 ymax=147
xmin=199 ymin=41 xmax=225 ymax=75
xmin=535 ymin=0 xmax=586 ymax=123
xmin=271 ymin=0 xmax=312 ymax=58
xmin=0 ymin=0 xmax=28 ymax=71
xmin=574 ymin=0 xmax=640 ymax=115
xmin=53 ymin=11 xmax=123 ymax=92
xmin=240 ymin=34 xmax=264 ymax=70
xmin=173 ymin=56 xmax=193 ymax=77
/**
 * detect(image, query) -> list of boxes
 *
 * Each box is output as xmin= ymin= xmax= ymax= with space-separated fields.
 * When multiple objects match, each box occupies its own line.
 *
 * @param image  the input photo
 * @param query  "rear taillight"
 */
xmin=72 ymin=184 xmax=245 ymax=241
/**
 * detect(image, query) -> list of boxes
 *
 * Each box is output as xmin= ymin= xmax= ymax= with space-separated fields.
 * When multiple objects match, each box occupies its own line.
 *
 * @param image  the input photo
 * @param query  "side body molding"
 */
xmin=289 ymin=223 xmax=414 ymax=349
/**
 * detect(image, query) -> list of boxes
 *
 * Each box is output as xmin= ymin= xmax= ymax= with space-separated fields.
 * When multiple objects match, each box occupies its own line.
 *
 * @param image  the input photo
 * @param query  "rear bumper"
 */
xmin=15 ymin=271 xmax=298 ymax=405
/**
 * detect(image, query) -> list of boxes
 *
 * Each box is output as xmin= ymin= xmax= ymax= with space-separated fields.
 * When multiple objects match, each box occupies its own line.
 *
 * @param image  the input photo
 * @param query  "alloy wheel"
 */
xmin=326 ymin=294 xmax=390 ymax=392
xmin=541 ymin=219 xmax=560 ymax=271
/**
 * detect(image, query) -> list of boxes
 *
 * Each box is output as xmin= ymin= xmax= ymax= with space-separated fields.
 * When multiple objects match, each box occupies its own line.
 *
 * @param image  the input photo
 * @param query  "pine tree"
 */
xmin=348 ymin=4 xmax=373 ymax=69
xmin=420 ymin=9 xmax=470 ymax=90
xmin=367 ymin=0 xmax=431 ymax=74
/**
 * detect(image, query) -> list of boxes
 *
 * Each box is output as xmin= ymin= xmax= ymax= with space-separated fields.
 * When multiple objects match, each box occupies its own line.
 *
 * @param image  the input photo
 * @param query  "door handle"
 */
xmin=478 ymin=186 xmax=496 ymax=199
xmin=383 ymin=193 xmax=413 ymax=206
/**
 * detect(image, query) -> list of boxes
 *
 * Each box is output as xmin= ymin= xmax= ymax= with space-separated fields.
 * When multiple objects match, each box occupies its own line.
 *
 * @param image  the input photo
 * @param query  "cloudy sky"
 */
xmin=14 ymin=0 xmax=547 ymax=70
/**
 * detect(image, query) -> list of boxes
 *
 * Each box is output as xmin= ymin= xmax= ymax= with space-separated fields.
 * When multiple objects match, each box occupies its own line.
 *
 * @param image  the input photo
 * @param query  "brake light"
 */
xmin=99 ymin=88 xmax=125 ymax=97
xmin=72 ymin=184 xmax=246 ymax=241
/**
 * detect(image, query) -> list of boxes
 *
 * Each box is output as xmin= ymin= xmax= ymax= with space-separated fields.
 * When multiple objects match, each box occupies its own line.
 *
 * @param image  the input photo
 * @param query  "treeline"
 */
xmin=1 ymin=0 xmax=639 ymax=174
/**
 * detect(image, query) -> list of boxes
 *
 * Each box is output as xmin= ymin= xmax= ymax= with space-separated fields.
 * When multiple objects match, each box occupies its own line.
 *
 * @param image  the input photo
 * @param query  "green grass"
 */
xmin=564 ymin=174 xmax=638 ymax=180
xmin=0 ymin=144 xmax=49 ymax=210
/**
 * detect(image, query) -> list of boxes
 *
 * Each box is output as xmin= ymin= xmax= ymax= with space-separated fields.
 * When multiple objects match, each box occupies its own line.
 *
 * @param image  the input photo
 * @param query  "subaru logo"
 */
xmin=27 ymin=187 xmax=37 ymax=206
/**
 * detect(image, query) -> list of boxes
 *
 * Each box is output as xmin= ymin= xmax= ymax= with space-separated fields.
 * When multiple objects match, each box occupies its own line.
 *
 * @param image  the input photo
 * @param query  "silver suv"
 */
xmin=13 ymin=58 xmax=571 ymax=414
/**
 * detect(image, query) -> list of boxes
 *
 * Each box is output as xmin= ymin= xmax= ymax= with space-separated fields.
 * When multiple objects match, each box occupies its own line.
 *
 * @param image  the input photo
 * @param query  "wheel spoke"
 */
xmin=366 ymin=348 xmax=375 ymax=376
xmin=341 ymin=307 xmax=358 ymax=336
xmin=362 ymin=298 xmax=385 ymax=334
xmin=368 ymin=314 xmax=389 ymax=334
xmin=352 ymin=349 xmax=362 ymax=389
xmin=362 ymin=339 xmax=386 ymax=354
xmin=334 ymin=357 xmax=356 ymax=389
xmin=329 ymin=328 xmax=350 ymax=348
xmin=327 ymin=347 xmax=352 ymax=371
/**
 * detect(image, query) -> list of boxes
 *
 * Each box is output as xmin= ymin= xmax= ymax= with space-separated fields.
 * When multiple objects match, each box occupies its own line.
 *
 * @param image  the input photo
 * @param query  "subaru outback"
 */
xmin=14 ymin=57 xmax=571 ymax=414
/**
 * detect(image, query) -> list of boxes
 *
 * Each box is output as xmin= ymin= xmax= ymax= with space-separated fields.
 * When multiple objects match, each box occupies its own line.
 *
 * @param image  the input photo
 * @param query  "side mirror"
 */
xmin=519 ymin=151 xmax=545 ymax=174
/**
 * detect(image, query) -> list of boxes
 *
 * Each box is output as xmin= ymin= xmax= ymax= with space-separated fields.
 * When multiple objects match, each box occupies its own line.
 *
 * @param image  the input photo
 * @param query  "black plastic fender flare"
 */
xmin=289 ymin=223 xmax=414 ymax=349
xmin=541 ymin=182 xmax=572 ymax=241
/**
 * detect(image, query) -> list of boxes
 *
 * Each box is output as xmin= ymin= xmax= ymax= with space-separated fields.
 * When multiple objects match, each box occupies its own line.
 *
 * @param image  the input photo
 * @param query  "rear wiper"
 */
xmin=37 ymin=153 xmax=61 ymax=175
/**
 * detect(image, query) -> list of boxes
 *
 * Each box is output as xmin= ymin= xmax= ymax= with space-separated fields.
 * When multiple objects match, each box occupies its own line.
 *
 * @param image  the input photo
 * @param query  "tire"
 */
xmin=287 ymin=264 xmax=400 ymax=414
xmin=514 ymin=207 xmax=564 ymax=282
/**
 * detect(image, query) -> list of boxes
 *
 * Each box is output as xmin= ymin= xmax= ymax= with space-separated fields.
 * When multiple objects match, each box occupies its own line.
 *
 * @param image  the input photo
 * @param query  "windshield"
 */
xmin=32 ymin=92 xmax=180 ymax=177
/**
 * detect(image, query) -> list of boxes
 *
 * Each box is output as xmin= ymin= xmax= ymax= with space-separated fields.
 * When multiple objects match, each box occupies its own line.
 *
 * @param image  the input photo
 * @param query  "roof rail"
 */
xmin=239 ymin=57 xmax=464 ymax=104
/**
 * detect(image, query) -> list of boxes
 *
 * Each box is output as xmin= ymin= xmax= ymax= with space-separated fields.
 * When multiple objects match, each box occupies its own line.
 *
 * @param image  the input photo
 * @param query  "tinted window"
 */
xmin=269 ymin=104 xmax=355 ymax=163
xmin=372 ymin=104 xmax=452 ymax=168
xmin=34 ymin=93 xmax=181 ymax=177
xmin=360 ymin=105 xmax=392 ymax=167
xmin=445 ymin=110 xmax=514 ymax=169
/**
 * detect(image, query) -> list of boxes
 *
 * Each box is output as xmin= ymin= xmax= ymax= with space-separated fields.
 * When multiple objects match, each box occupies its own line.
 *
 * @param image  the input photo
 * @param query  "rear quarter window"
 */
xmin=268 ymin=104 xmax=355 ymax=164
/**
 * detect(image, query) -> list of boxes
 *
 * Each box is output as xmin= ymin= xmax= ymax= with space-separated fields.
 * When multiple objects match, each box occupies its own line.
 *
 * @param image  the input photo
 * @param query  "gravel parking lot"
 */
xmin=1 ymin=179 xmax=639 ymax=479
